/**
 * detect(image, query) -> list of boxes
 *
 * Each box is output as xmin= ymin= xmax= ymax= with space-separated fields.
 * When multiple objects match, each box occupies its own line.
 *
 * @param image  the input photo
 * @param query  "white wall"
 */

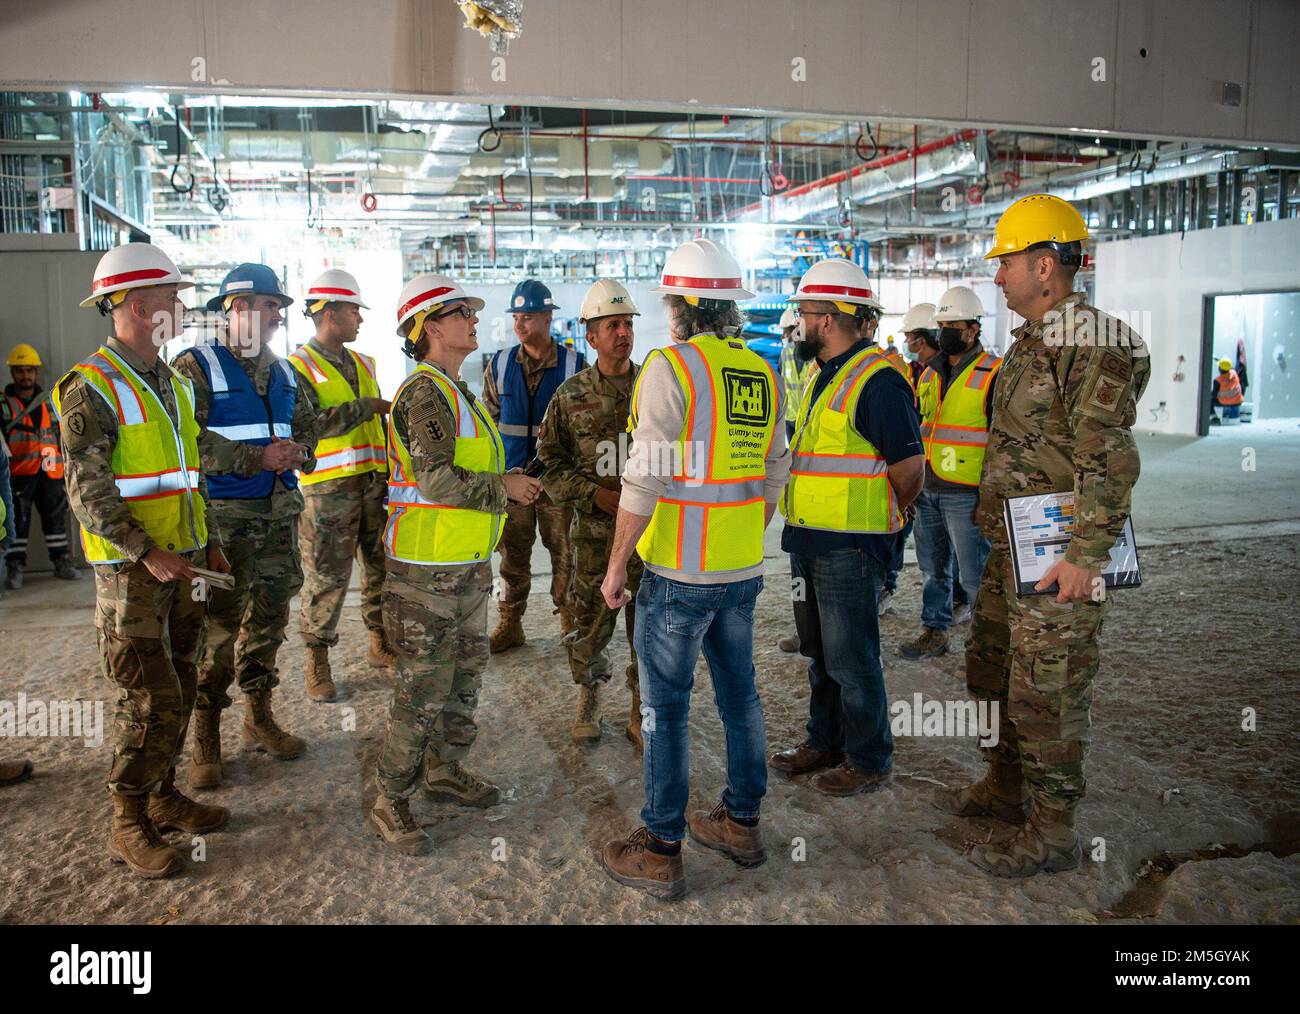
xmin=1094 ymin=217 xmax=1300 ymax=436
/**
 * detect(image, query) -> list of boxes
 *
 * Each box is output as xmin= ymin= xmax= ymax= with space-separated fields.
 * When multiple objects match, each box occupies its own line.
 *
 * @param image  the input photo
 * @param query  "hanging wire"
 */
xmin=169 ymin=105 xmax=194 ymax=194
xmin=478 ymin=104 xmax=504 ymax=152
xmin=854 ymin=122 xmax=879 ymax=163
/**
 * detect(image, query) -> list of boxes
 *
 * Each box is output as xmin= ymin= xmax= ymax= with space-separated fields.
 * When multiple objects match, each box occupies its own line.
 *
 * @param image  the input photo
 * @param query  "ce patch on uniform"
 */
xmin=1084 ymin=352 xmax=1132 ymax=416
xmin=721 ymin=368 xmax=771 ymax=426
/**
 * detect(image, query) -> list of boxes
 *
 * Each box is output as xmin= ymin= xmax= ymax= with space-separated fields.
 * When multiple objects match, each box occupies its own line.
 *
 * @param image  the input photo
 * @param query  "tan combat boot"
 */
xmin=600 ymin=827 xmax=686 ymax=900
xmin=897 ymin=626 xmax=950 ymax=659
xmin=367 ymin=628 xmax=396 ymax=668
xmin=933 ymin=762 xmax=1030 ymax=824
xmin=626 ymin=686 xmax=644 ymax=752
xmin=688 ymin=801 xmax=766 ymax=868
xmin=108 ymin=793 xmax=185 ymax=879
xmin=149 ymin=768 xmax=229 ymax=834
xmin=369 ymin=795 xmax=432 ymax=856
xmin=967 ymin=803 xmax=1082 ymax=878
xmin=488 ymin=607 xmax=525 ymax=654
xmin=571 ymin=684 xmax=601 ymax=744
xmin=243 ymin=690 xmax=306 ymax=760
xmin=0 ymin=759 xmax=33 ymax=785
xmin=423 ymin=758 xmax=501 ymax=807
xmin=189 ymin=708 xmax=224 ymax=789
xmin=304 ymin=645 xmax=337 ymax=703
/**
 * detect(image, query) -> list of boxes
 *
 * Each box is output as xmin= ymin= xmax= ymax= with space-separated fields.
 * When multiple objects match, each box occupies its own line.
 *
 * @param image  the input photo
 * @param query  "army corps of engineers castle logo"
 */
xmin=721 ymin=368 xmax=771 ymax=426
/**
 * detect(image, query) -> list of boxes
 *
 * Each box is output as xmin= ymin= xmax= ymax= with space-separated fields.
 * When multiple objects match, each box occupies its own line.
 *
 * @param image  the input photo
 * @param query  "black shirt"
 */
xmin=782 ymin=339 xmax=924 ymax=569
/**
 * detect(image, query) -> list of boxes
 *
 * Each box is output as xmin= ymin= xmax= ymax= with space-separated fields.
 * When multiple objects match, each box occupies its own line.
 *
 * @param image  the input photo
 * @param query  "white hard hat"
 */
xmin=395 ymin=273 xmax=485 ymax=337
xmin=790 ymin=258 xmax=883 ymax=313
xmin=305 ymin=269 xmax=369 ymax=310
xmin=652 ymin=238 xmax=754 ymax=301
xmin=80 ymin=243 xmax=192 ymax=309
xmin=933 ymin=285 xmax=985 ymax=322
xmin=579 ymin=279 xmax=640 ymax=323
xmin=779 ymin=305 xmax=799 ymax=330
xmin=900 ymin=302 xmax=938 ymax=333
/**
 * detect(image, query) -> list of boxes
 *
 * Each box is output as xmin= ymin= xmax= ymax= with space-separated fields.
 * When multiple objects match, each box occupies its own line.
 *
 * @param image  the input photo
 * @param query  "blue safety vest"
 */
xmin=490 ymin=343 xmax=585 ymax=469
xmin=189 ymin=343 xmax=299 ymax=499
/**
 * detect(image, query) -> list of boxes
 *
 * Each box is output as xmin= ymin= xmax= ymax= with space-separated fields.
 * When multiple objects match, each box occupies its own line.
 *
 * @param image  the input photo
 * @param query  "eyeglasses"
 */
xmin=435 ymin=304 xmax=475 ymax=320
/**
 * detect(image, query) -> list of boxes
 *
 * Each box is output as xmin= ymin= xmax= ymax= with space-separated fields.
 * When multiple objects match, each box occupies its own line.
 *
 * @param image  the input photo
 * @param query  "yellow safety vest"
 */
xmin=630 ymin=333 xmax=778 ymax=576
xmin=54 ymin=345 xmax=207 ymax=564
xmin=781 ymin=345 xmax=902 ymax=533
xmin=289 ymin=344 xmax=387 ymax=485
xmin=917 ymin=352 xmax=1000 ymax=487
xmin=384 ymin=362 xmax=505 ymax=566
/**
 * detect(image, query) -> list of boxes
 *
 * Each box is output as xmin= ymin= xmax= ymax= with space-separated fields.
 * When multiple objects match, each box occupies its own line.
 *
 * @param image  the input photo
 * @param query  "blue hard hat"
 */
xmin=507 ymin=279 xmax=558 ymax=314
xmin=206 ymin=263 xmax=295 ymax=311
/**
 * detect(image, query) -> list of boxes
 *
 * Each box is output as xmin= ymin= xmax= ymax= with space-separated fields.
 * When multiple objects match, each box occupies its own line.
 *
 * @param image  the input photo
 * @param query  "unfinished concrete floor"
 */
xmin=0 ymin=427 xmax=1297 ymax=923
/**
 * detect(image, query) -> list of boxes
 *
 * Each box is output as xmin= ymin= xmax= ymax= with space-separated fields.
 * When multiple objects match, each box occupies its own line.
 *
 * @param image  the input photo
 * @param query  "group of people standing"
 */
xmin=3 ymin=191 xmax=1149 ymax=903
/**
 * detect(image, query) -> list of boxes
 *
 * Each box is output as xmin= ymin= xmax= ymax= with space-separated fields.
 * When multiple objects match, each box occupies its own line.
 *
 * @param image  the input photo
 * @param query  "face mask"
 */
xmin=938 ymin=326 xmax=968 ymax=356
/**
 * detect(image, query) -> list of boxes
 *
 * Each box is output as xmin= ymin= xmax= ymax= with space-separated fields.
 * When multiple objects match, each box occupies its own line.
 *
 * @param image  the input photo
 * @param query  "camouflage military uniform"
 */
xmin=171 ymin=345 xmax=318 ymax=710
xmin=537 ymin=362 xmax=642 ymax=687
xmin=376 ymin=370 xmax=507 ymax=798
xmin=294 ymin=338 xmax=388 ymax=648
xmin=57 ymin=337 xmax=217 ymax=795
xmin=482 ymin=344 xmax=573 ymax=619
xmin=966 ymin=292 xmax=1150 ymax=815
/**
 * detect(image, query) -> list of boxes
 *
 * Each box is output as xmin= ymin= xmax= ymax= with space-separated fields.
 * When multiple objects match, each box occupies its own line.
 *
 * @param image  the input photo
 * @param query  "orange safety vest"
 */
xmin=1217 ymin=369 xmax=1243 ymax=405
xmin=4 ymin=391 xmax=63 ymax=479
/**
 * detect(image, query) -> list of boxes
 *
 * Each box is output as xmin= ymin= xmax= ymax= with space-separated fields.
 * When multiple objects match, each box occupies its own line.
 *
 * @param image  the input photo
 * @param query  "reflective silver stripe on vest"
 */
xmin=191 ymin=343 xmax=229 ymax=393
xmin=828 ymin=350 xmax=887 ymax=412
xmin=277 ymin=358 xmax=297 ymax=389
xmin=494 ymin=350 xmax=509 ymax=397
xmin=116 ymin=467 xmax=201 ymax=500
xmin=314 ymin=445 xmax=386 ymax=470
xmin=921 ymin=423 xmax=989 ymax=446
xmin=497 ymin=422 xmax=539 ymax=437
xmin=660 ymin=478 xmax=766 ymax=503
xmin=387 ymin=485 xmax=434 ymax=507
xmin=208 ymin=422 xmax=293 ymax=441
xmin=88 ymin=353 xmax=147 ymax=425
xmin=791 ymin=453 xmax=888 ymax=476
xmin=672 ymin=343 xmax=716 ymax=484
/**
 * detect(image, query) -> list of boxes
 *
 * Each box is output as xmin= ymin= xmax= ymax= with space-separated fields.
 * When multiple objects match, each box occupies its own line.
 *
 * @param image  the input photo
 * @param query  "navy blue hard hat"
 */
xmin=508 ymin=279 xmax=558 ymax=314
xmin=206 ymin=263 xmax=295 ymax=312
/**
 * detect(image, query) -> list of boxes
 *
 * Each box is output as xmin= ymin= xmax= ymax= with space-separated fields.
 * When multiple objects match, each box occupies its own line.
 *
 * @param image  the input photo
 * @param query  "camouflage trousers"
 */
xmin=196 ymin=513 xmax=303 ymax=712
xmin=298 ymin=474 xmax=386 ymax=647
xmin=93 ymin=550 xmax=206 ymax=795
xmin=965 ymin=540 xmax=1108 ymax=813
xmin=567 ymin=511 xmax=641 ymax=688
xmin=375 ymin=558 xmax=491 ymax=798
xmin=496 ymin=490 xmax=572 ymax=617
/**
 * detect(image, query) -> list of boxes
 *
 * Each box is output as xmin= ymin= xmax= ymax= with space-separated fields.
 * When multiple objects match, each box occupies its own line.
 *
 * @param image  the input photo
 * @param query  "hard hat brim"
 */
xmin=204 ymin=291 xmax=295 ymax=312
xmin=80 ymin=278 xmax=194 ymax=309
xmin=508 ymin=304 xmax=559 ymax=314
xmin=653 ymin=283 xmax=756 ymax=301
xmin=579 ymin=308 xmax=641 ymax=324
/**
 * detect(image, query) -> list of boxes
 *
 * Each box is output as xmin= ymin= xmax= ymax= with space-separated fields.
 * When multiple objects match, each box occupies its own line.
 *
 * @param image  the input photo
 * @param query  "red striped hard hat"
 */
xmin=304 ymin=269 xmax=369 ymax=311
xmin=652 ymin=238 xmax=754 ymax=302
xmin=80 ymin=243 xmax=192 ymax=308
xmin=395 ymin=273 xmax=485 ymax=337
xmin=790 ymin=257 xmax=883 ymax=313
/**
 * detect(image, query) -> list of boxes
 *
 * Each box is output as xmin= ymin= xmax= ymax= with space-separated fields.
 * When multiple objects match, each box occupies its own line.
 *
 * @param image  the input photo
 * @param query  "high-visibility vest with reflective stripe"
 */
xmin=288 ymin=344 xmax=387 ymax=485
xmin=917 ymin=351 xmax=1000 ymax=487
xmin=630 ymin=333 xmax=779 ymax=577
xmin=779 ymin=345 xmax=813 ymax=423
xmin=54 ymin=345 xmax=207 ymax=564
xmin=188 ymin=343 xmax=299 ymax=499
xmin=491 ymin=343 xmax=585 ymax=469
xmin=781 ymin=346 xmax=902 ymax=534
xmin=4 ymin=392 xmax=64 ymax=479
xmin=1216 ymin=369 xmax=1243 ymax=405
xmin=384 ymin=362 xmax=505 ymax=566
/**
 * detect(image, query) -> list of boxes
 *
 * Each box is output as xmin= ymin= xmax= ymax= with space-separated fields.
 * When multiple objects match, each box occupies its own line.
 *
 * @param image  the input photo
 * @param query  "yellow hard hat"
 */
xmin=985 ymin=194 xmax=1089 ymax=260
xmin=1218 ymin=358 xmax=1233 ymax=371
xmin=6 ymin=343 xmax=42 ymax=368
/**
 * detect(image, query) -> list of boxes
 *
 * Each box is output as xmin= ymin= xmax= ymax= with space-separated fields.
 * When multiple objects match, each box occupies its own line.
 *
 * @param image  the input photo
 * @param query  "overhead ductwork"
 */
xmin=486 ymin=174 xmax=627 ymax=203
xmin=460 ymin=136 xmax=673 ymax=178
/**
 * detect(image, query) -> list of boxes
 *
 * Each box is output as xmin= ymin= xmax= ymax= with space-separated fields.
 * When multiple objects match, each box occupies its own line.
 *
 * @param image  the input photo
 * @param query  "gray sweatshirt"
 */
xmin=619 ymin=338 xmax=791 ymax=585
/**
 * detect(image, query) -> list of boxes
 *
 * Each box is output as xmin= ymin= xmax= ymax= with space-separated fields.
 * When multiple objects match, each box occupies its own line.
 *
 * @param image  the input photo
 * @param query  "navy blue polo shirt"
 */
xmin=781 ymin=339 xmax=923 ymax=569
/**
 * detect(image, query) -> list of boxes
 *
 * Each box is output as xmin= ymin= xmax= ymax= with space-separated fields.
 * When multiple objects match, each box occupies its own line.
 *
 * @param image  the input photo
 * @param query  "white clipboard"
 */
xmin=1003 ymin=491 xmax=1141 ymax=597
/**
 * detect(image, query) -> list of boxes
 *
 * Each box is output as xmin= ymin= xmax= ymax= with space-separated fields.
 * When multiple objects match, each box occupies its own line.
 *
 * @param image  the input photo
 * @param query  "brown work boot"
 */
xmin=626 ymin=686 xmax=644 ymax=752
xmin=304 ymin=645 xmax=337 ymax=703
xmin=600 ymin=827 xmax=686 ymax=900
xmin=0 ymin=759 xmax=33 ymax=785
xmin=770 ymin=743 xmax=845 ymax=776
xmin=369 ymin=794 xmax=433 ymax=856
xmin=687 ymin=801 xmax=765 ymax=868
xmin=367 ymin=628 xmax=396 ymax=668
xmin=108 ymin=793 xmax=185 ymax=879
xmin=242 ymin=690 xmax=306 ymax=760
xmin=423 ymin=758 xmax=501 ymax=807
xmin=933 ymin=762 xmax=1031 ymax=824
xmin=777 ymin=633 xmax=800 ymax=653
xmin=897 ymin=626 xmax=949 ymax=659
xmin=148 ymin=768 xmax=229 ymax=834
xmin=189 ymin=708 xmax=224 ymax=789
xmin=489 ymin=609 xmax=526 ymax=654
xmin=968 ymin=803 xmax=1082 ymax=878
xmin=571 ymin=684 xmax=602 ymax=744
xmin=811 ymin=760 xmax=893 ymax=797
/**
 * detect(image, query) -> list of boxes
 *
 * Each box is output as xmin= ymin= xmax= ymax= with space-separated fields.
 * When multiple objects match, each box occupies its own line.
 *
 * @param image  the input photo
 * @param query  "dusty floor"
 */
xmin=0 ymin=429 xmax=1297 ymax=924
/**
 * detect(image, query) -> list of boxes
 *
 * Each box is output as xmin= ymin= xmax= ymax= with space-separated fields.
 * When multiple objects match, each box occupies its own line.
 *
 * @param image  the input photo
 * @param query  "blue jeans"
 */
xmin=884 ymin=517 xmax=912 ymax=594
xmin=791 ymin=549 xmax=893 ymax=773
xmin=914 ymin=489 xmax=990 ymax=630
xmin=635 ymin=570 xmax=767 ymax=843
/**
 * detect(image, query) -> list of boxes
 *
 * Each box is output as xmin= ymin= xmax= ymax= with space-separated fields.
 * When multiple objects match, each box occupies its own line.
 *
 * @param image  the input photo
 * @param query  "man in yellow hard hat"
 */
xmin=3 ymin=343 xmax=78 ymax=587
xmin=1211 ymin=357 xmax=1244 ymax=423
xmin=937 ymin=194 xmax=1151 ymax=877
